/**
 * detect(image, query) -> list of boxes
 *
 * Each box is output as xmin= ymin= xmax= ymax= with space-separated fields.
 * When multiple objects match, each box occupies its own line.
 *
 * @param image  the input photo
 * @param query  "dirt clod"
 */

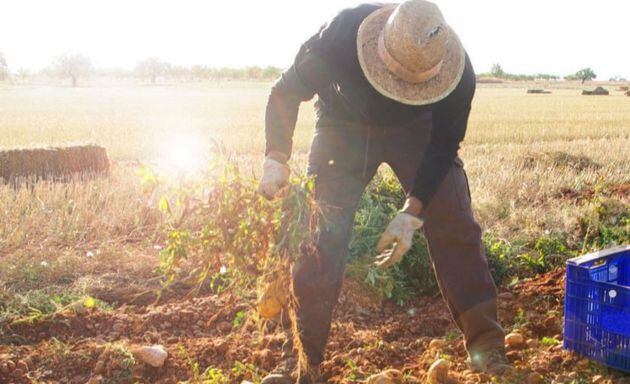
xmin=216 ymin=321 xmax=233 ymax=333
xmin=526 ymin=372 xmax=544 ymax=384
xmin=427 ymin=359 xmax=450 ymax=384
xmin=253 ymin=349 xmax=275 ymax=370
xmin=366 ymin=369 xmax=404 ymax=384
xmin=505 ymin=332 xmax=526 ymax=350
xmin=0 ymin=268 xmax=624 ymax=383
xmin=132 ymin=345 xmax=168 ymax=368
xmin=429 ymin=338 xmax=447 ymax=351
xmin=526 ymin=338 xmax=539 ymax=348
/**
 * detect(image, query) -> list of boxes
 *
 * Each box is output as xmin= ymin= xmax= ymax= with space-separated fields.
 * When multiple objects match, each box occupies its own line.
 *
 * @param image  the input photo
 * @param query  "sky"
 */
xmin=0 ymin=0 xmax=628 ymax=79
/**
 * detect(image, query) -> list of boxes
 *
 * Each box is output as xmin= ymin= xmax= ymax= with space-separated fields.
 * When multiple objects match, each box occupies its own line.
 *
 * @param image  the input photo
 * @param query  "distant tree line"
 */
xmin=478 ymin=63 xmax=610 ymax=83
xmin=478 ymin=63 xmax=562 ymax=81
xmin=0 ymin=52 xmax=626 ymax=87
xmin=0 ymin=52 xmax=283 ymax=86
xmin=132 ymin=57 xmax=283 ymax=84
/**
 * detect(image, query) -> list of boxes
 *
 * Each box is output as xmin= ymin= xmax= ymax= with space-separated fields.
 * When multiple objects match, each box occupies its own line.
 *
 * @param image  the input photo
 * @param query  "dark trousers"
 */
xmin=290 ymin=117 xmax=505 ymax=367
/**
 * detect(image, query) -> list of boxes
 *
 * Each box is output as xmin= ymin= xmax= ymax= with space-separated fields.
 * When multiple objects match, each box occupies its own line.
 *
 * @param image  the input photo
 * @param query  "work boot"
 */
xmin=468 ymin=348 xmax=513 ymax=376
xmin=297 ymin=364 xmax=323 ymax=384
xmin=261 ymin=333 xmax=297 ymax=384
xmin=260 ymin=358 xmax=297 ymax=384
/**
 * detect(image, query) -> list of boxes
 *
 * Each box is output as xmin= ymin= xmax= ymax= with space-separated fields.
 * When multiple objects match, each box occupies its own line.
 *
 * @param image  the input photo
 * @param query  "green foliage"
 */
xmin=491 ymin=63 xmax=505 ymax=77
xmin=177 ymin=350 xmax=261 ymax=384
xmin=485 ymin=234 xmax=575 ymax=283
xmin=513 ymin=308 xmax=528 ymax=329
xmin=540 ymin=336 xmax=560 ymax=346
xmin=178 ymin=345 xmax=231 ymax=384
xmin=157 ymin=162 xmax=314 ymax=297
xmin=566 ymin=67 xmax=597 ymax=83
xmin=232 ymin=310 xmax=246 ymax=328
xmin=484 ymin=237 xmax=524 ymax=285
xmin=347 ymin=171 xmax=436 ymax=304
xmin=534 ymin=235 xmax=573 ymax=263
xmin=579 ymin=197 xmax=629 ymax=252
xmin=0 ymin=290 xmax=109 ymax=326
xmin=231 ymin=361 xmax=263 ymax=382
xmin=484 ymin=192 xmax=628 ymax=285
xmin=201 ymin=368 xmax=229 ymax=384
xmin=156 ymin=160 xmax=629 ymax=307
xmin=344 ymin=358 xmax=362 ymax=381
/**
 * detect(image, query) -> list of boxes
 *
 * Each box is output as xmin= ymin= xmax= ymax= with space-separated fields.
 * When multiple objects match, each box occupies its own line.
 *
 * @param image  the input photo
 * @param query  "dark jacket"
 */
xmin=264 ymin=3 xmax=476 ymax=205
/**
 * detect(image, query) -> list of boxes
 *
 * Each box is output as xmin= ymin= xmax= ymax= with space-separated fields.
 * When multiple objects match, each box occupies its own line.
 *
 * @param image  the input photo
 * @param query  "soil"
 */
xmin=1 ymin=269 xmax=629 ymax=384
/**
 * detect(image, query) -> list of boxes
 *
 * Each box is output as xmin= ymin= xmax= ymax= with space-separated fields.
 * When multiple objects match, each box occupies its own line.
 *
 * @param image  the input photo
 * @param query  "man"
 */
xmin=258 ymin=1 xmax=509 ymax=383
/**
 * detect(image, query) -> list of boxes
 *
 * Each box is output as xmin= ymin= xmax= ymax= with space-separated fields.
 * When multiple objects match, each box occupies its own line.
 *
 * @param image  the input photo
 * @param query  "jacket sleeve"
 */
xmin=264 ymin=30 xmax=333 ymax=158
xmin=410 ymin=55 xmax=476 ymax=205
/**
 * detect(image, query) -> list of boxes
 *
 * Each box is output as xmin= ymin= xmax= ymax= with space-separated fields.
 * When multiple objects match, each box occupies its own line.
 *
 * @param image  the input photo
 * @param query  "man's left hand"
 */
xmin=375 ymin=211 xmax=424 ymax=269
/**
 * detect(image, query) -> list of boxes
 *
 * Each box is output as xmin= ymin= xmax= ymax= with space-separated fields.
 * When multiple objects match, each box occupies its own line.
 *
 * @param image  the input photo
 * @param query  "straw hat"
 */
xmin=357 ymin=0 xmax=466 ymax=106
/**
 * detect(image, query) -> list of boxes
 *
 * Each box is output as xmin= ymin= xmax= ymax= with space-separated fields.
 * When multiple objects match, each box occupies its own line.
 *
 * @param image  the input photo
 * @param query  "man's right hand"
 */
xmin=258 ymin=156 xmax=290 ymax=200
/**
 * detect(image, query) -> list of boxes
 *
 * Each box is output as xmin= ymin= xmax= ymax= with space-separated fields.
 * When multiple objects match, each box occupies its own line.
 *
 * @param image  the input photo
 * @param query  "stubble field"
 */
xmin=0 ymin=83 xmax=628 ymax=383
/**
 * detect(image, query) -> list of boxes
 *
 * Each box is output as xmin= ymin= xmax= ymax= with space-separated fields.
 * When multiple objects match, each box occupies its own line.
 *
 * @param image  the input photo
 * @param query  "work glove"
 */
xmin=375 ymin=212 xmax=424 ymax=268
xmin=258 ymin=157 xmax=290 ymax=200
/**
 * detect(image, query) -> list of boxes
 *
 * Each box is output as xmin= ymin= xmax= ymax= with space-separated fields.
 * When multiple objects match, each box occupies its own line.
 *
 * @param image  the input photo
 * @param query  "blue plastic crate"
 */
xmin=564 ymin=245 xmax=630 ymax=373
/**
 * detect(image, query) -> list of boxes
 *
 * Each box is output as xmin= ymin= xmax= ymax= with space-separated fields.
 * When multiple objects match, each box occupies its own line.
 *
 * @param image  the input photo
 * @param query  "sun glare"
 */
xmin=159 ymin=134 xmax=208 ymax=177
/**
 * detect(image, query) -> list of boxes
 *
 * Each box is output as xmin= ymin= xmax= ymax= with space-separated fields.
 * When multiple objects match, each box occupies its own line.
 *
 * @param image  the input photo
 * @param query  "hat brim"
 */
xmin=357 ymin=5 xmax=466 ymax=106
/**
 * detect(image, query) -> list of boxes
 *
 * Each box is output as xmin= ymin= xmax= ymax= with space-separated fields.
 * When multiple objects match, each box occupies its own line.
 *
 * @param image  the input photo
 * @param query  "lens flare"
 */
xmin=159 ymin=134 xmax=208 ymax=176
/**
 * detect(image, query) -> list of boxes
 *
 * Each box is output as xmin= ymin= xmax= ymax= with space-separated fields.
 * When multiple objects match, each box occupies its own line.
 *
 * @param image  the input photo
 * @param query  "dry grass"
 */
xmin=1 ymin=84 xmax=629 ymax=160
xmin=0 ymin=82 xmax=628 ymax=302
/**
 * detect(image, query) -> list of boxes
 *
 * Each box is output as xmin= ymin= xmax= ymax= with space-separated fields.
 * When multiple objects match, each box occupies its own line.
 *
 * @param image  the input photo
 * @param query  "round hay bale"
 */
xmin=527 ymin=89 xmax=552 ymax=94
xmin=582 ymin=86 xmax=609 ymax=96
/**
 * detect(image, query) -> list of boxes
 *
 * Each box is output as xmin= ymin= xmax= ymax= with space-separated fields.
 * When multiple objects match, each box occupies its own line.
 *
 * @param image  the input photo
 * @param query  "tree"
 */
xmin=134 ymin=57 xmax=170 ymax=84
xmin=190 ymin=65 xmax=210 ymax=81
xmin=16 ymin=67 xmax=30 ymax=81
xmin=0 ymin=52 xmax=9 ymax=81
xmin=490 ymin=63 xmax=505 ymax=78
xmin=262 ymin=66 xmax=282 ymax=80
xmin=566 ymin=68 xmax=596 ymax=84
xmin=51 ymin=53 xmax=93 ymax=86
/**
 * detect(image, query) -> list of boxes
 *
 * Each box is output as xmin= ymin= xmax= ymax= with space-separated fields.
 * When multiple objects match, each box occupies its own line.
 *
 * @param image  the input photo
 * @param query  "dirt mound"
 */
xmin=556 ymin=183 xmax=630 ymax=202
xmin=519 ymin=151 xmax=601 ymax=172
xmin=2 ymin=271 xmax=630 ymax=383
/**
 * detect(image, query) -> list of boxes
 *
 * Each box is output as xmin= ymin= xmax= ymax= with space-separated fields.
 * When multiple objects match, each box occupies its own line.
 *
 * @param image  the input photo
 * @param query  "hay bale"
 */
xmin=582 ymin=86 xmax=609 ymax=96
xmin=0 ymin=144 xmax=109 ymax=184
xmin=527 ymin=89 xmax=552 ymax=94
